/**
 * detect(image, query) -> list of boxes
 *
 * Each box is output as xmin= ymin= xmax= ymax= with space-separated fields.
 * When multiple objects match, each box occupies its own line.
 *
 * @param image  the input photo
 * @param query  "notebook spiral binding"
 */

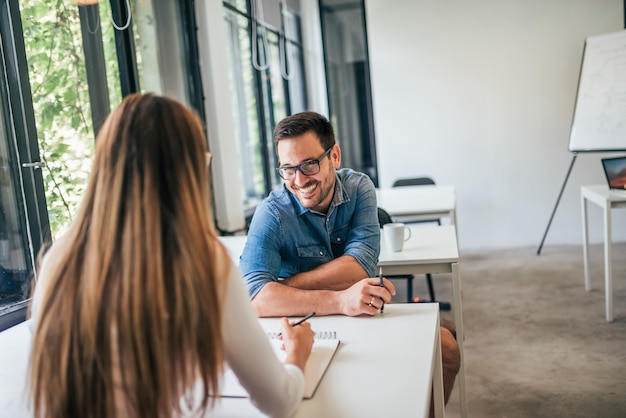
xmin=266 ymin=331 xmax=337 ymax=340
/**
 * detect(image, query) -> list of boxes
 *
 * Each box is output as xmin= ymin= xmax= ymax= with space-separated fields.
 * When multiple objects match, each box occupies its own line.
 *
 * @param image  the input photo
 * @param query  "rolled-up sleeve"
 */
xmin=240 ymin=202 xmax=283 ymax=299
xmin=340 ymin=175 xmax=380 ymax=277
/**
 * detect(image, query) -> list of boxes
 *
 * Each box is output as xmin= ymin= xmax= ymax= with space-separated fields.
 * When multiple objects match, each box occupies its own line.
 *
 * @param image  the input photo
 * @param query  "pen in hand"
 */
xmin=291 ymin=311 xmax=316 ymax=327
xmin=379 ymin=267 xmax=385 ymax=313
xmin=278 ymin=312 xmax=316 ymax=336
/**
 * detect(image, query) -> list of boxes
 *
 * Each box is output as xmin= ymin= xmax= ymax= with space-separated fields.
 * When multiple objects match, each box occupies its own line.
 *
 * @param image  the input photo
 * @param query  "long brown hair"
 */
xmin=29 ymin=93 xmax=227 ymax=418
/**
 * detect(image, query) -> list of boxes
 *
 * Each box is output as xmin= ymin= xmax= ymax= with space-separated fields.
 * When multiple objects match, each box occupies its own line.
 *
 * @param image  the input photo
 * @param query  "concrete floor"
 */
xmin=389 ymin=242 xmax=626 ymax=418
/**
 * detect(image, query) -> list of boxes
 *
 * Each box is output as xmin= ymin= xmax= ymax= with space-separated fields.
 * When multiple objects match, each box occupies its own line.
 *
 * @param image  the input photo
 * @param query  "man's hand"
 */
xmin=337 ymin=277 xmax=396 ymax=316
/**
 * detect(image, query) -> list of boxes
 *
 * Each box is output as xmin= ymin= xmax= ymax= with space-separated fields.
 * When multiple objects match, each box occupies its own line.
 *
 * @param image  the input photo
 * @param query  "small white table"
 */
xmin=581 ymin=185 xmax=626 ymax=322
xmin=212 ymin=304 xmax=444 ymax=418
xmin=376 ymin=185 xmax=457 ymax=225
xmin=379 ymin=224 xmax=466 ymax=418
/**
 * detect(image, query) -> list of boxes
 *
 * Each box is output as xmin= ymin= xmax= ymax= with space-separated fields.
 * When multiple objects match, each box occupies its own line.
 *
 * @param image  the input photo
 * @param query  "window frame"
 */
xmin=223 ymin=0 xmax=308 ymax=222
xmin=0 ymin=0 xmax=51 ymax=331
xmin=0 ymin=0 xmax=207 ymax=331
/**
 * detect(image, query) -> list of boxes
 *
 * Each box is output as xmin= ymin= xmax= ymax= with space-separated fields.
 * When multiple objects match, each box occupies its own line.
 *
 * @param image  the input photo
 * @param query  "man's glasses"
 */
xmin=276 ymin=147 xmax=332 ymax=181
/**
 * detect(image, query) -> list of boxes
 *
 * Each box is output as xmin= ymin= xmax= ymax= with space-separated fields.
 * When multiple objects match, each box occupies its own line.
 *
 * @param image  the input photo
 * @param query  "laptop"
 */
xmin=601 ymin=156 xmax=626 ymax=195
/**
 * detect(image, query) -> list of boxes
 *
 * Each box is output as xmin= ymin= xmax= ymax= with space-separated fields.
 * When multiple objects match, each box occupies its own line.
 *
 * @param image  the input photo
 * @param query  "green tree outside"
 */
xmin=20 ymin=0 xmax=121 ymax=239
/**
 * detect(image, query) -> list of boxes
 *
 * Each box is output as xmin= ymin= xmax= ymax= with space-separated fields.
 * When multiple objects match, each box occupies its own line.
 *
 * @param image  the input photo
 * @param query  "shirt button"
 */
xmin=319 ymin=251 xmax=324 ymax=256
xmin=336 ymin=237 xmax=341 ymax=242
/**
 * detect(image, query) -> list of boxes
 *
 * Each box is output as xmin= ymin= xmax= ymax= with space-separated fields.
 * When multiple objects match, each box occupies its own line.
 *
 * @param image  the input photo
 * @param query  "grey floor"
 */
xmin=389 ymin=242 xmax=626 ymax=418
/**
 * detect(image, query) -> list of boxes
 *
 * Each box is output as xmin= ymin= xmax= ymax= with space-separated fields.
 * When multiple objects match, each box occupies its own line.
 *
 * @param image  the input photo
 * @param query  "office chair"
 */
xmin=392 ymin=177 xmax=436 ymax=188
xmin=388 ymin=177 xmax=452 ymax=311
xmin=392 ymin=177 xmax=438 ymax=224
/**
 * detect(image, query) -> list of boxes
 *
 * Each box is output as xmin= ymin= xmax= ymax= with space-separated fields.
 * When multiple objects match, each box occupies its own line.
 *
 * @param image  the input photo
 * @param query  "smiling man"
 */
xmin=239 ymin=111 xmax=460 ymax=406
xmin=239 ymin=111 xmax=394 ymax=317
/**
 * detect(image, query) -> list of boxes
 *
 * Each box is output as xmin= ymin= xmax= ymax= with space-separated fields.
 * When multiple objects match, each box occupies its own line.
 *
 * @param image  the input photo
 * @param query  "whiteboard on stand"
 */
xmin=569 ymin=30 xmax=626 ymax=152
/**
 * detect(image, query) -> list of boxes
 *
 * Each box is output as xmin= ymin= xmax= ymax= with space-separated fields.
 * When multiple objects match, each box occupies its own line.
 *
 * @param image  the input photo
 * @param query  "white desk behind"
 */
xmin=379 ymin=225 xmax=466 ymax=418
xmin=581 ymin=185 xmax=626 ymax=322
xmin=379 ymin=225 xmax=459 ymax=270
xmin=376 ymin=185 xmax=456 ymax=225
xmin=211 ymin=304 xmax=444 ymax=418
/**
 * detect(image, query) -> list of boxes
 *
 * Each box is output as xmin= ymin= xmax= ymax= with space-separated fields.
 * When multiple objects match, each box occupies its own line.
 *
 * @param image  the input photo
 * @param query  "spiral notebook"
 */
xmin=220 ymin=331 xmax=340 ymax=399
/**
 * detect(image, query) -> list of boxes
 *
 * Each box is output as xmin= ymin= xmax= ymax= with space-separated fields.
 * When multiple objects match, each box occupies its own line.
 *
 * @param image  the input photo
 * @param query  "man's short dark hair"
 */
xmin=273 ymin=111 xmax=336 ymax=151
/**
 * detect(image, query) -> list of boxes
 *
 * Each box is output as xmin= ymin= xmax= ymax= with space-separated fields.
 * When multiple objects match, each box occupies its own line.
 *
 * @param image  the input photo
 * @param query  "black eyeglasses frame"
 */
xmin=276 ymin=147 xmax=333 ymax=180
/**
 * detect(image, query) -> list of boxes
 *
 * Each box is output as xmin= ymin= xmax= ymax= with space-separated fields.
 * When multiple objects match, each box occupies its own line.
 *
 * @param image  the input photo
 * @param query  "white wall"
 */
xmin=365 ymin=0 xmax=626 ymax=250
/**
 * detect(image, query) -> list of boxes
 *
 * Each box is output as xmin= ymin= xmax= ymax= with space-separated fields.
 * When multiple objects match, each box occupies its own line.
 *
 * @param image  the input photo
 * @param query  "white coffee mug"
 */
xmin=383 ymin=223 xmax=411 ymax=252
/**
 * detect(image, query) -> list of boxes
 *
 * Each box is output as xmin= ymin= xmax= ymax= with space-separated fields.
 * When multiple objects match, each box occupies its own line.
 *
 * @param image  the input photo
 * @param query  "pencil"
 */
xmin=277 ymin=312 xmax=316 ymax=337
xmin=379 ymin=267 xmax=385 ymax=313
xmin=291 ymin=311 xmax=316 ymax=327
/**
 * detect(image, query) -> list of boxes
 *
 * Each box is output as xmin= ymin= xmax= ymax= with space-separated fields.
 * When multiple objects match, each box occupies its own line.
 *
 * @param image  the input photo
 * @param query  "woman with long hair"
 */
xmin=28 ymin=93 xmax=314 ymax=418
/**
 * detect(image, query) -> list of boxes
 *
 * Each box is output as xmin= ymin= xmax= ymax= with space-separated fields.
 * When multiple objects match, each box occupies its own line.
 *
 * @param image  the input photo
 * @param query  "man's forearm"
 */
xmin=281 ymin=255 xmax=368 ymax=291
xmin=251 ymin=282 xmax=344 ymax=317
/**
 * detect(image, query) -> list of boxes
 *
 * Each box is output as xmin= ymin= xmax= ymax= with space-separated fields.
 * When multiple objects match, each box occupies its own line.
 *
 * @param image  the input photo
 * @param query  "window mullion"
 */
xmin=110 ymin=0 xmax=140 ymax=96
xmin=78 ymin=5 xmax=110 ymax=136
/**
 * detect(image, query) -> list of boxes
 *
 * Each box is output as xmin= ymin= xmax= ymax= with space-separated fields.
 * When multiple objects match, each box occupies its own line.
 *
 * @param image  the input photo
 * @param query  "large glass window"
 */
xmin=0 ymin=0 xmax=50 ymax=330
xmin=319 ymin=0 xmax=378 ymax=185
xmin=20 ymin=1 xmax=119 ymax=239
xmin=223 ymin=0 xmax=308 ymax=215
xmin=0 ymin=0 xmax=196 ymax=330
xmin=1 ymin=0 xmax=320 ymax=329
xmin=19 ymin=0 xmax=193 ymax=240
xmin=0 ymin=68 xmax=34 ymax=330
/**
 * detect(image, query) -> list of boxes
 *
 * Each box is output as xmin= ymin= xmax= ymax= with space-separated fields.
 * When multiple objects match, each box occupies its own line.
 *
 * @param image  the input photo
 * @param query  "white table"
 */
xmin=581 ymin=185 xmax=626 ymax=322
xmin=379 ymin=224 xmax=466 ymax=418
xmin=0 ymin=321 xmax=31 ymax=417
xmin=376 ymin=185 xmax=456 ymax=225
xmin=220 ymin=235 xmax=246 ymax=266
xmin=211 ymin=304 xmax=444 ymax=418
xmin=0 ymin=307 xmax=443 ymax=418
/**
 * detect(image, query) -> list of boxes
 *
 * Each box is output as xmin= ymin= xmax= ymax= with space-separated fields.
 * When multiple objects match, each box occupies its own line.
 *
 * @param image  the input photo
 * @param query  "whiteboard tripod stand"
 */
xmin=538 ymin=29 xmax=626 ymax=254
xmin=537 ymin=153 xmax=577 ymax=255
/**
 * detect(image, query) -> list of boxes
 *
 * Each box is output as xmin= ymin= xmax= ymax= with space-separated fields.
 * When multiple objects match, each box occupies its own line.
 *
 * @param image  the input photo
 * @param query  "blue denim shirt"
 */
xmin=240 ymin=168 xmax=380 ymax=299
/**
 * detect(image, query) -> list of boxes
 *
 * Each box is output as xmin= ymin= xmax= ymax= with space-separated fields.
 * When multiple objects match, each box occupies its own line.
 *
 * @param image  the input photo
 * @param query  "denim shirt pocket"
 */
xmin=329 ymin=223 xmax=350 ymax=258
xmin=296 ymin=244 xmax=329 ymax=273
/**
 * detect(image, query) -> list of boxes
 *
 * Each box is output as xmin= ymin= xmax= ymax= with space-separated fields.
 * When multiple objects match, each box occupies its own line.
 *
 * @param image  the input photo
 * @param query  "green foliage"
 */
xmin=20 ymin=1 xmax=120 ymax=239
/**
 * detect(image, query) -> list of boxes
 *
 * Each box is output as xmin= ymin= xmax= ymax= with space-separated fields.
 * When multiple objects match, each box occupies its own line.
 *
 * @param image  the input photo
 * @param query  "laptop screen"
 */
xmin=601 ymin=156 xmax=626 ymax=191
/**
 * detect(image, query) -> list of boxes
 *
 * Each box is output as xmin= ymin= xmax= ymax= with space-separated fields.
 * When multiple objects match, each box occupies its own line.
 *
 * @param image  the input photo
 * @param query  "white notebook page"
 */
xmin=220 ymin=336 xmax=340 ymax=399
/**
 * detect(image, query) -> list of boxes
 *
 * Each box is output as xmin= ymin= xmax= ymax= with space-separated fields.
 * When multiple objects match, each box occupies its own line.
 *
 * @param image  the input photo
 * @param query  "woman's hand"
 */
xmin=280 ymin=317 xmax=314 ymax=371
